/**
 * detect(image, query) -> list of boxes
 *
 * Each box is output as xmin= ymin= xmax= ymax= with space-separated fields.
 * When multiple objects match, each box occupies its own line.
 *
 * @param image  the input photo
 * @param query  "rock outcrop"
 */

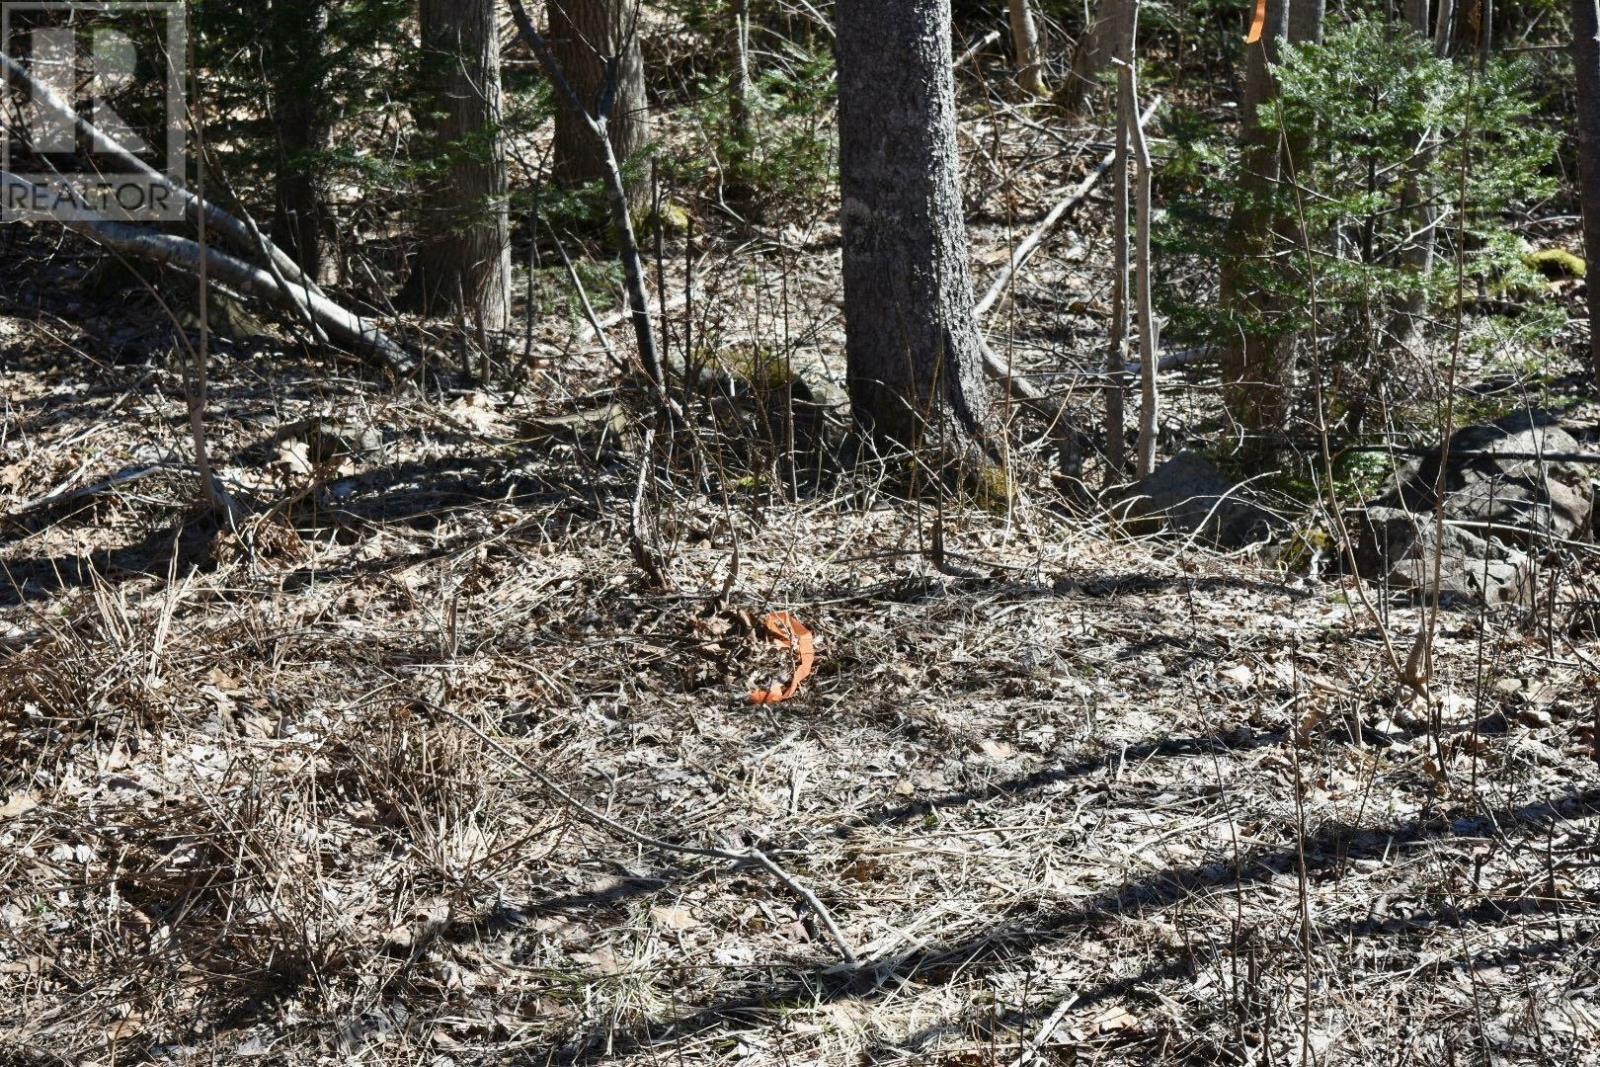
xmin=1353 ymin=411 xmax=1595 ymax=605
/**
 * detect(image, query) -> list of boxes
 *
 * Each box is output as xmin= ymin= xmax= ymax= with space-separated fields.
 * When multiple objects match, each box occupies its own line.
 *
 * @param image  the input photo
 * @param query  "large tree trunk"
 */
xmin=1218 ymin=0 xmax=1292 ymax=456
xmin=836 ymin=0 xmax=994 ymax=464
xmin=265 ymin=0 xmax=337 ymax=286
xmin=1453 ymin=0 xmax=1492 ymax=57
xmin=1059 ymin=0 xmax=1120 ymax=115
xmin=1289 ymin=0 xmax=1325 ymax=44
xmin=403 ymin=0 xmax=512 ymax=333
xmin=1575 ymin=0 xmax=1600 ymax=384
xmin=548 ymin=0 xmax=649 ymax=200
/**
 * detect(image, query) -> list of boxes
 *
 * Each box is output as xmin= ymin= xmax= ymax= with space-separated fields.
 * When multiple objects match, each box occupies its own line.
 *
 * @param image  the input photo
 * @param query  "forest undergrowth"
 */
xmin=4 ymin=28 xmax=1600 ymax=1065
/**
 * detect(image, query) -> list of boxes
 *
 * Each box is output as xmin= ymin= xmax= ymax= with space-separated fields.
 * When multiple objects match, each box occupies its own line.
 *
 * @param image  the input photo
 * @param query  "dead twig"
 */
xmin=629 ymin=428 xmax=669 ymax=589
xmin=426 ymin=700 xmax=862 ymax=968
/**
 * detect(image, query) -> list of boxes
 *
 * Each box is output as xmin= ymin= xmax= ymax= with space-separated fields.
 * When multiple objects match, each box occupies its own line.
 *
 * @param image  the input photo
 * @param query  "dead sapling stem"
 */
xmin=1124 ymin=45 xmax=1159 ymax=479
xmin=506 ymin=0 xmax=680 ymax=428
xmin=187 ymin=84 xmax=228 ymax=520
xmin=1405 ymin=64 xmax=1477 ymax=690
xmin=652 ymin=163 xmax=672 ymax=380
xmin=174 ymin=43 xmax=244 ymax=526
xmin=427 ymin=700 xmax=861 ymax=968
xmin=629 ymin=427 xmax=669 ymax=589
xmin=1104 ymin=0 xmax=1136 ymax=486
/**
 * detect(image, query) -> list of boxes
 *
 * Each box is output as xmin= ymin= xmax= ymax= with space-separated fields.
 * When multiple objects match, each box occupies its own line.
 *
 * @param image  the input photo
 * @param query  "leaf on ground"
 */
xmin=0 ymin=792 xmax=37 ymax=819
xmin=1221 ymin=663 xmax=1255 ymax=689
xmin=650 ymin=905 xmax=700 ymax=931
xmin=749 ymin=611 xmax=815 ymax=704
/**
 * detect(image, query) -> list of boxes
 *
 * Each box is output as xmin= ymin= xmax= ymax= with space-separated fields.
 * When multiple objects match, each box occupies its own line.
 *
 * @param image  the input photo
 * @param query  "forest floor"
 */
xmin=5 ymin=73 xmax=1600 ymax=1067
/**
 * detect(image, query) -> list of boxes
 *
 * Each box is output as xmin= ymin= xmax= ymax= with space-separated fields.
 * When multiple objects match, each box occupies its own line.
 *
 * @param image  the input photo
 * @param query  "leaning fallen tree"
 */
xmin=0 ymin=53 xmax=415 ymax=376
xmin=1 ymin=172 xmax=417 ymax=375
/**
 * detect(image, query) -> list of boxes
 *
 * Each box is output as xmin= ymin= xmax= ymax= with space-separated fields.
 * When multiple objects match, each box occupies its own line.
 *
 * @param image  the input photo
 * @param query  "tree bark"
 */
xmin=1059 ymin=0 xmax=1120 ymax=114
xmin=1453 ymin=0 xmax=1492 ymax=58
xmin=403 ymin=0 xmax=512 ymax=334
xmin=265 ymin=0 xmax=337 ymax=285
xmin=1434 ymin=0 xmax=1459 ymax=55
xmin=1218 ymin=0 xmax=1292 ymax=454
xmin=836 ymin=0 xmax=994 ymax=463
xmin=548 ymin=0 xmax=649 ymax=200
xmin=1009 ymin=0 xmax=1047 ymax=96
xmin=1575 ymin=0 xmax=1600 ymax=383
xmin=1289 ymin=0 xmax=1325 ymax=44
xmin=1392 ymin=0 xmax=1451 ymax=353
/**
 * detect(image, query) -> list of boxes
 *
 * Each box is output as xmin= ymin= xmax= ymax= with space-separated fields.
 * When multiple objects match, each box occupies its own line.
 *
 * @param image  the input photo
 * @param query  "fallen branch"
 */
xmin=0 ymin=172 xmax=416 ymax=376
xmin=11 ymin=463 xmax=171 ymax=516
xmin=428 ymin=700 xmax=861 ymax=968
xmin=975 ymin=96 xmax=1163 ymax=321
xmin=0 ymin=52 xmax=325 ymax=299
xmin=955 ymin=29 xmax=1002 ymax=69
xmin=976 ymin=98 xmax=1163 ymax=419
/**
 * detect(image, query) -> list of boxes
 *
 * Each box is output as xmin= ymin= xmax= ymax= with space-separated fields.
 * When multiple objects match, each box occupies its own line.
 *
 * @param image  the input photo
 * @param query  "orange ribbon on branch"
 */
xmin=749 ymin=612 xmax=815 ymax=705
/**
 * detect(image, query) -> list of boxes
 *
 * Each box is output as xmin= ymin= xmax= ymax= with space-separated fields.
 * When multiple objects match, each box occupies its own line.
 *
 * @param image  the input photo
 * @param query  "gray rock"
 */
xmin=1371 ymin=411 xmax=1594 ymax=544
xmin=302 ymin=418 xmax=387 ymax=465
xmin=1119 ymin=451 xmax=1282 ymax=548
xmin=1352 ymin=506 xmax=1533 ymax=606
xmin=1354 ymin=411 xmax=1593 ymax=605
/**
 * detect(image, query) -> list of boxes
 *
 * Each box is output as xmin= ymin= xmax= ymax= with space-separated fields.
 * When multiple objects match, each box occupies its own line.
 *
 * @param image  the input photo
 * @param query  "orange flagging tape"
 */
xmin=749 ymin=611 xmax=815 ymax=705
xmin=1245 ymin=0 xmax=1268 ymax=43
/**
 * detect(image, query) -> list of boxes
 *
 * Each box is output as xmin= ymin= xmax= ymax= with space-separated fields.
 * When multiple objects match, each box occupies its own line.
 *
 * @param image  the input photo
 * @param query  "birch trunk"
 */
xmin=403 ymin=0 xmax=512 ymax=333
xmin=1128 ymin=11 xmax=1158 ymax=480
xmin=836 ymin=0 xmax=995 ymax=462
xmin=1009 ymin=0 xmax=1047 ymax=96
